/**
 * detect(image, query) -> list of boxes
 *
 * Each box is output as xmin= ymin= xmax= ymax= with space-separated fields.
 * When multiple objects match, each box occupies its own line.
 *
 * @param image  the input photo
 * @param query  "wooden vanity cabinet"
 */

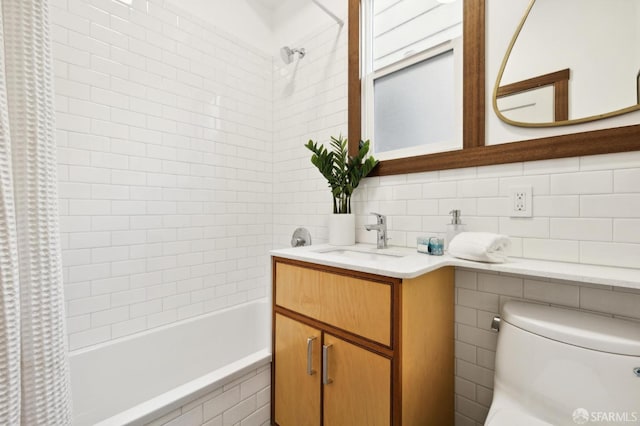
xmin=272 ymin=257 xmax=454 ymax=426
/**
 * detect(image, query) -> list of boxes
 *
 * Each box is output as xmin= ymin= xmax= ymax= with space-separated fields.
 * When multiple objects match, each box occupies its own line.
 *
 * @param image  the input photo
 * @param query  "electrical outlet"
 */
xmin=509 ymin=186 xmax=532 ymax=217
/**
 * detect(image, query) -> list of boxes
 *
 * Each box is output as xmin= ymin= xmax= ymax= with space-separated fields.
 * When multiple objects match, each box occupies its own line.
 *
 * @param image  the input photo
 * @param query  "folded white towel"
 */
xmin=448 ymin=232 xmax=511 ymax=263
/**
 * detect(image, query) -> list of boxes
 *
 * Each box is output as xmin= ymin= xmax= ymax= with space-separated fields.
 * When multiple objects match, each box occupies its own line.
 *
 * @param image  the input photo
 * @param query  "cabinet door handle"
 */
xmin=306 ymin=337 xmax=316 ymax=375
xmin=322 ymin=344 xmax=333 ymax=385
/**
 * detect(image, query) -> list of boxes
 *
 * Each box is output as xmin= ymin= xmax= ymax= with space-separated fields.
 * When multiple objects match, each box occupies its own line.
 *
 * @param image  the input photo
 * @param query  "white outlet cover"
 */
xmin=509 ymin=186 xmax=532 ymax=217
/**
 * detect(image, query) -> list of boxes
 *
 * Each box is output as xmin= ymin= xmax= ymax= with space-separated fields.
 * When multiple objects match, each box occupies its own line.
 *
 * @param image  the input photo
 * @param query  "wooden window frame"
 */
xmin=496 ymin=68 xmax=569 ymax=122
xmin=348 ymin=0 xmax=640 ymax=176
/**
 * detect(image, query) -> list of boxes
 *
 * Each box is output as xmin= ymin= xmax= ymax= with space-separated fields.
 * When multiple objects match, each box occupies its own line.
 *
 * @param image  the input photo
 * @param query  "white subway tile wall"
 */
xmin=453 ymin=270 xmax=640 ymax=425
xmin=351 ymin=154 xmax=640 ymax=262
xmin=52 ymin=0 xmax=273 ymax=350
xmin=144 ymin=364 xmax=271 ymax=426
xmin=272 ymin=22 xmax=349 ymax=247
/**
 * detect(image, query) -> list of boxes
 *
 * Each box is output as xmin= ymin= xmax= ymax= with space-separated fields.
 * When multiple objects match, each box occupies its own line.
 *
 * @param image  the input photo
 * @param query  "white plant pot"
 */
xmin=328 ymin=213 xmax=355 ymax=246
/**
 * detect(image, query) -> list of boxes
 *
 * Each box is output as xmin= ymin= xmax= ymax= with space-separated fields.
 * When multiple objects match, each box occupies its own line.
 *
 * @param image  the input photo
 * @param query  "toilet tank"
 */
xmin=492 ymin=301 xmax=640 ymax=425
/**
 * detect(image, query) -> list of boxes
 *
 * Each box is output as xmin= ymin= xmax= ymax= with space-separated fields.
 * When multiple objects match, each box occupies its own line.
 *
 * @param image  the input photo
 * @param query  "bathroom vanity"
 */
xmin=271 ymin=252 xmax=454 ymax=426
xmin=270 ymin=243 xmax=640 ymax=426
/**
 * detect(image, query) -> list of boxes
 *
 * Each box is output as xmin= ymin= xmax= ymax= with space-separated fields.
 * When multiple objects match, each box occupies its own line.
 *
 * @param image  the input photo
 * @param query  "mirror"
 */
xmin=494 ymin=0 xmax=640 ymax=127
xmin=348 ymin=0 xmax=640 ymax=176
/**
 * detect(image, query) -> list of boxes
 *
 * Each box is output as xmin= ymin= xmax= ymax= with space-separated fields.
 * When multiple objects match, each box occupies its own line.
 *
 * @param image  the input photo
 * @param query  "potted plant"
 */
xmin=305 ymin=135 xmax=378 ymax=245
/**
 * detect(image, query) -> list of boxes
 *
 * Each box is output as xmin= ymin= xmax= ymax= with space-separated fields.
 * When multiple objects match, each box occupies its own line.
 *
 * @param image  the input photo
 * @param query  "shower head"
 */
xmin=280 ymin=46 xmax=306 ymax=64
xmin=280 ymin=46 xmax=292 ymax=64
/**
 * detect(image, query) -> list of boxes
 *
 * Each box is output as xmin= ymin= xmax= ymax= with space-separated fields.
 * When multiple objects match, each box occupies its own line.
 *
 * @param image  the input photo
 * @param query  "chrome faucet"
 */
xmin=364 ymin=212 xmax=388 ymax=249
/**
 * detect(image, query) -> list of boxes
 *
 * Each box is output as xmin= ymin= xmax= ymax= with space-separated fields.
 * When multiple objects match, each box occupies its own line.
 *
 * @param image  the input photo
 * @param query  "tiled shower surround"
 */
xmin=51 ymin=0 xmax=638 ymax=425
xmin=52 ymin=0 xmax=273 ymax=350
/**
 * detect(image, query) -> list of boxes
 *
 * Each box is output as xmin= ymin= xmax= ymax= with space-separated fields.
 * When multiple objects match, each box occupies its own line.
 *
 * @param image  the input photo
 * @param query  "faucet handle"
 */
xmin=370 ymin=212 xmax=386 ymax=224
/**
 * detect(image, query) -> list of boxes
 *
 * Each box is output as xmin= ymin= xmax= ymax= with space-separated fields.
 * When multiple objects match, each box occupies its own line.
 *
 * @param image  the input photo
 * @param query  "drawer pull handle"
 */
xmin=306 ymin=337 xmax=316 ymax=375
xmin=322 ymin=344 xmax=333 ymax=385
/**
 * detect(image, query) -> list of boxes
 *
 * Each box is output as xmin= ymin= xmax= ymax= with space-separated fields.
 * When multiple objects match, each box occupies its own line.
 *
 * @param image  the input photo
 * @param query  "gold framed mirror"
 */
xmin=348 ymin=0 xmax=640 ymax=176
xmin=494 ymin=0 xmax=640 ymax=127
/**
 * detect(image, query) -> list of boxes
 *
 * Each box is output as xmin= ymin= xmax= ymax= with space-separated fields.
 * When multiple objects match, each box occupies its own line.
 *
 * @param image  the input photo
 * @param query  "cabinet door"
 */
xmin=274 ymin=314 xmax=321 ymax=426
xmin=323 ymin=334 xmax=391 ymax=426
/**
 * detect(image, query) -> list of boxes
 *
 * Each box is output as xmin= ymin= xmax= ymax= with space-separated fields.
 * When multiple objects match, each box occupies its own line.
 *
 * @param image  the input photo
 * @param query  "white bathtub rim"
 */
xmin=69 ymin=299 xmax=268 ymax=357
xmin=94 ymin=349 xmax=272 ymax=426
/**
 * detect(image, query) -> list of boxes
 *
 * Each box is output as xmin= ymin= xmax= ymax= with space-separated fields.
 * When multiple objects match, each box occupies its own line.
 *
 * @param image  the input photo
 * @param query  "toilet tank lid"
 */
xmin=502 ymin=301 xmax=640 ymax=356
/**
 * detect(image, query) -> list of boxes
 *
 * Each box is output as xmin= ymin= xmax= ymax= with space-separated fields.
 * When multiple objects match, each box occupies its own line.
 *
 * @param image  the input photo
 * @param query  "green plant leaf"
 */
xmin=305 ymin=136 xmax=378 ymax=214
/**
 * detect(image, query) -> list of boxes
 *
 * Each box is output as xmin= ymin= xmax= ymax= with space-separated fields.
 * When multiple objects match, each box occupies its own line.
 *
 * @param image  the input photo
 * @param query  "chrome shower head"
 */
xmin=280 ymin=46 xmax=305 ymax=64
xmin=280 ymin=46 xmax=293 ymax=64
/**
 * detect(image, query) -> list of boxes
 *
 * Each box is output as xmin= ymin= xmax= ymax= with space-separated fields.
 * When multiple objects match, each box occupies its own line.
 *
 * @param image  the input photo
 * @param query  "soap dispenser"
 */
xmin=446 ymin=209 xmax=466 ymax=250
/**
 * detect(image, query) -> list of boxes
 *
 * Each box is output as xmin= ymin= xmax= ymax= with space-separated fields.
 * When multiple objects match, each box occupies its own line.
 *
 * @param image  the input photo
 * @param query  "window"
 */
xmin=361 ymin=0 xmax=463 ymax=160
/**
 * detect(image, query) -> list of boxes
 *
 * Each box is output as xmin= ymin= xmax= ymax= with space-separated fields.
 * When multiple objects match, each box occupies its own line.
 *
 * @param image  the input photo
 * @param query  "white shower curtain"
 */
xmin=0 ymin=0 xmax=72 ymax=424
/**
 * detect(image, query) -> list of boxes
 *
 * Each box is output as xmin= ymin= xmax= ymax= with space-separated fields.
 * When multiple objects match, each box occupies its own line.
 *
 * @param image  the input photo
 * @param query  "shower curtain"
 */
xmin=0 ymin=0 xmax=72 ymax=424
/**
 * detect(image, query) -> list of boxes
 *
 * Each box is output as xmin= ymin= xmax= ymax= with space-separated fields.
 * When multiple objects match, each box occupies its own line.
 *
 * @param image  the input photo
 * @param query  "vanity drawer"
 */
xmin=275 ymin=261 xmax=392 ymax=346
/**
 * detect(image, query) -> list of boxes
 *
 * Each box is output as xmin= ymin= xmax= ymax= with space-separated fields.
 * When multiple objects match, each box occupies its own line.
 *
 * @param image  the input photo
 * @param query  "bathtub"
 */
xmin=69 ymin=300 xmax=271 ymax=425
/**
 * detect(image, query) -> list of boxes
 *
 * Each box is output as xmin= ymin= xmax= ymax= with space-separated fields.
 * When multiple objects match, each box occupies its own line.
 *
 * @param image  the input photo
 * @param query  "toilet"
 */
xmin=485 ymin=301 xmax=640 ymax=426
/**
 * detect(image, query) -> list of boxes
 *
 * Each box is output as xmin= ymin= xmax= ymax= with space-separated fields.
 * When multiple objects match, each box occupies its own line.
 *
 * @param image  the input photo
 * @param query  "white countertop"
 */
xmin=270 ymin=244 xmax=640 ymax=290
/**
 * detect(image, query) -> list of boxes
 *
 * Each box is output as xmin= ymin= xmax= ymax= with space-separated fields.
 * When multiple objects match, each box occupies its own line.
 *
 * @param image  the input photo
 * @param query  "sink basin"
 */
xmin=314 ymin=246 xmax=410 ymax=262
